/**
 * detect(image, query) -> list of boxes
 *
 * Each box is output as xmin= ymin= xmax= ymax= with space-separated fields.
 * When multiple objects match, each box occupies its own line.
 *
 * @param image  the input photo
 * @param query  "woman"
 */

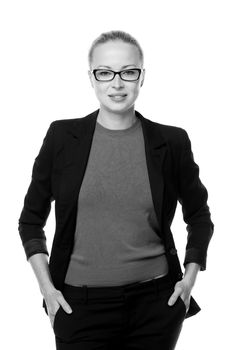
xmin=18 ymin=30 xmax=214 ymax=350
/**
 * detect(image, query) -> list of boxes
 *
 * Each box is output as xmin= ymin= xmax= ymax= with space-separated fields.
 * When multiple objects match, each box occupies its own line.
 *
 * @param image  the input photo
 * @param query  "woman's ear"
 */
xmin=140 ymin=68 xmax=145 ymax=87
xmin=88 ymin=70 xmax=94 ymax=88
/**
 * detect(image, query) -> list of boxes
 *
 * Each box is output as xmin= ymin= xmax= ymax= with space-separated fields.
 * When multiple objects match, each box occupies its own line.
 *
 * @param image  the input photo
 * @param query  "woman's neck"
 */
xmin=97 ymin=107 xmax=137 ymax=130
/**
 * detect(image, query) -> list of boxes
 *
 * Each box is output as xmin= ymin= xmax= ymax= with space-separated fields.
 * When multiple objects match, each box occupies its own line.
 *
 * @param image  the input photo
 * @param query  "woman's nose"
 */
xmin=111 ymin=74 xmax=124 ymax=87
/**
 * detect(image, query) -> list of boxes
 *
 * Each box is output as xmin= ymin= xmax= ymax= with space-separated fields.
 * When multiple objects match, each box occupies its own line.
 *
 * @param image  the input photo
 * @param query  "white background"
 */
xmin=1 ymin=0 xmax=232 ymax=348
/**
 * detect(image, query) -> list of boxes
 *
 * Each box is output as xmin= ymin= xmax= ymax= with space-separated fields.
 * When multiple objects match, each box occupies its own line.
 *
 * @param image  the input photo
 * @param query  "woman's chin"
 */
xmin=100 ymin=101 xmax=134 ymax=113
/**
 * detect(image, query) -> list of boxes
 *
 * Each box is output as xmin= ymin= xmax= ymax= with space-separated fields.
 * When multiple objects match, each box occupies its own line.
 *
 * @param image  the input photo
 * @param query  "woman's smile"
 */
xmin=108 ymin=94 xmax=127 ymax=102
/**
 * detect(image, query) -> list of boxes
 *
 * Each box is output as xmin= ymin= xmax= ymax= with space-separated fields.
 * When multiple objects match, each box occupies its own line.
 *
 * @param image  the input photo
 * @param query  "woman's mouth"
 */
xmin=108 ymin=94 xmax=127 ymax=102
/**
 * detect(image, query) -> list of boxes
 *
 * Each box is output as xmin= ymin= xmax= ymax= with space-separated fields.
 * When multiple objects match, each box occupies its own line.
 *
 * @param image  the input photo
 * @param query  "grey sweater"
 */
xmin=64 ymin=116 xmax=169 ymax=286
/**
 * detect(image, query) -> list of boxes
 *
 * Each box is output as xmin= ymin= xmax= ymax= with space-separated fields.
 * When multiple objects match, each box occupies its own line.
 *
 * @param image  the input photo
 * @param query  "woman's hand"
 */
xmin=167 ymin=263 xmax=200 ymax=313
xmin=43 ymin=288 xmax=73 ymax=329
xmin=167 ymin=279 xmax=192 ymax=313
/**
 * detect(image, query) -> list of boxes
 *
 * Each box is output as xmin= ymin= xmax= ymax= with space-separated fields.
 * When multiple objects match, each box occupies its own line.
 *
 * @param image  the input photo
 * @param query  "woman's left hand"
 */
xmin=167 ymin=278 xmax=192 ymax=313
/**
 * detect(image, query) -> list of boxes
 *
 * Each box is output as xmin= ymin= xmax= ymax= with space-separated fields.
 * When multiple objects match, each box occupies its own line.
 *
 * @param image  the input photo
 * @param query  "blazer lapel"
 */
xmin=58 ymin=109 xmax=168 ymax=237
xmin=135 ymin=110 xmax=168 ymax=233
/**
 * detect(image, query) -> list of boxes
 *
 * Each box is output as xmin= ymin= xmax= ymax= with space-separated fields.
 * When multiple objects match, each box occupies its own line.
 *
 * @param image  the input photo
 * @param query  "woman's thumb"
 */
xmin=60 ymin=298 xmax=73 ymax=314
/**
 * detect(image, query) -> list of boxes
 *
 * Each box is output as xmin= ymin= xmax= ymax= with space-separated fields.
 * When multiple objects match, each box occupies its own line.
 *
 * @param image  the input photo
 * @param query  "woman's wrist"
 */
xmin=40 ymin=282 xmax=57 ymax=297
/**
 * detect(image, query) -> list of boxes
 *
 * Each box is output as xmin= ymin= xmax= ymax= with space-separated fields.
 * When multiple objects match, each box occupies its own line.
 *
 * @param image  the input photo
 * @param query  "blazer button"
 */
xmin=169 ymin=248 xmax=177 ymax=255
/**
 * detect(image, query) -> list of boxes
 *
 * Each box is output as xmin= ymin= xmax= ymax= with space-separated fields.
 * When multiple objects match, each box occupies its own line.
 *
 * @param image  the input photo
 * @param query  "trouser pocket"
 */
xmin=53 ymin=305 xmax=62 ymax=331
xmin=177 ymin=295 xmax=187 ymax=315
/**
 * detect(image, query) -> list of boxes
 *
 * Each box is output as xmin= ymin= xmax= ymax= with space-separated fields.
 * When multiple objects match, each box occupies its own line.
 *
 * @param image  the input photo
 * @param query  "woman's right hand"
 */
xmin=43 ymin=288 xmax=73 ymax=329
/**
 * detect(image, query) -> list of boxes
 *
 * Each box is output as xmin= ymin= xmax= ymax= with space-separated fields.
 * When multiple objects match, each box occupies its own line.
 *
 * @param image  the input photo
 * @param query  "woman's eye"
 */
xmin=125 ymin=70 xmax=135 ymax=75
xmin=123 ymin=70 xmax=137 ymax=77
xmin=99 ymin=70 xmax=111 ymax=76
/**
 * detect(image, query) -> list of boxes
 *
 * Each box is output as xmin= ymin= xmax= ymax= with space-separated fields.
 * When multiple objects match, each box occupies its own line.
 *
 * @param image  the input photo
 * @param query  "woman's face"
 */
xmin=88 ymin=40 xmax=145 ymax=114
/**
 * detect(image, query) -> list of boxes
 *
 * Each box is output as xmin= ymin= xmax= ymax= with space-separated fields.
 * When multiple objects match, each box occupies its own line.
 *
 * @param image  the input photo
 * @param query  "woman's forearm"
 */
xmin=183 ymin=262 xmax=201 ymax=287
xmin=28 ymin=253 xmax=56 ymax=296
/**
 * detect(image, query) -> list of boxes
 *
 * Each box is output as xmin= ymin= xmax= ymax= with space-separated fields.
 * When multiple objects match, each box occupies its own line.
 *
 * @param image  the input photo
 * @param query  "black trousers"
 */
xmin=53 ymin=272 xmax=187 ymax=350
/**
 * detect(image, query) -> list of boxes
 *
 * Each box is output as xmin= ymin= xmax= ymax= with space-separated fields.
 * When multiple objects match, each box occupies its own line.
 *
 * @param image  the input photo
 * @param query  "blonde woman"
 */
xmin=18 ymin=30 xmax=214 ymax=350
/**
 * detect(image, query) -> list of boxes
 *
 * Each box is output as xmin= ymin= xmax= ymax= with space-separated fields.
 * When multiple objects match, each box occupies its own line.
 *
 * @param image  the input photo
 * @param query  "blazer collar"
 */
xmin=66 ymin=108 xmax=167 ymax=151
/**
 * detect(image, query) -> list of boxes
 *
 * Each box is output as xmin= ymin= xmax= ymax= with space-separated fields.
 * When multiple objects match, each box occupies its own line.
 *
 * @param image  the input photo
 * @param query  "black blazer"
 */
xmin=18 ymin=109 xmax=214 ymax=319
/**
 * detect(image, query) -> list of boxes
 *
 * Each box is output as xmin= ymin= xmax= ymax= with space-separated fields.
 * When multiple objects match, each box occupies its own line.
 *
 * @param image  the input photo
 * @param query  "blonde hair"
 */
xmin=88 ymin=30 xmax=144 ymax=69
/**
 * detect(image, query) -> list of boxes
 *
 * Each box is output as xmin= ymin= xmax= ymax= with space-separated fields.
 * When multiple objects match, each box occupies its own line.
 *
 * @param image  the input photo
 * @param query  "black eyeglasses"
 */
xmin=91 ymin=68 xmax=142 ymax=82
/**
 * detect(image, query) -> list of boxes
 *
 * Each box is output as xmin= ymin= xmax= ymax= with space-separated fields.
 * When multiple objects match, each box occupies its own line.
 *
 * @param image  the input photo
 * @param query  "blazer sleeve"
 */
xmin=18 ymin=121 xmax=56 ymax=261
xmin=177 ymin=129 xmax=214 ymax=271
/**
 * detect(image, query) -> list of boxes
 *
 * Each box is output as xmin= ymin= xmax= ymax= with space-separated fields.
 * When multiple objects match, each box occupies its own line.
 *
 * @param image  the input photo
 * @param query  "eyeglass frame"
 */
xmin=90 ymin=68 xmax=143 ymax=82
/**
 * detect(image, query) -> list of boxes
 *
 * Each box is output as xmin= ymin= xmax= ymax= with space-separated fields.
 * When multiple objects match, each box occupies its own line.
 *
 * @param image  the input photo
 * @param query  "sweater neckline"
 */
xmin=95 ymin=117 xmax=141 ymax=136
